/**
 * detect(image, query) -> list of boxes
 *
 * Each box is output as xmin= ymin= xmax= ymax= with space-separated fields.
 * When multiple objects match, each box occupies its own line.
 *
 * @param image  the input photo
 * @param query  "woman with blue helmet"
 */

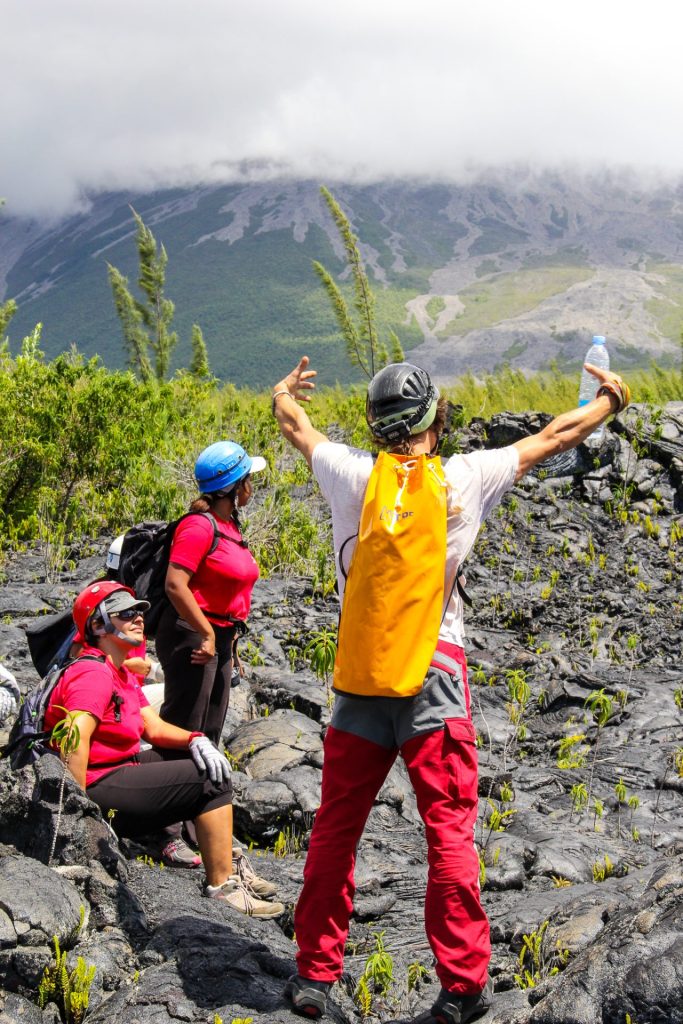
xmin=156 ymin=440 xmax=266 ymax=747
xmin=154 ymin=441 xmax=271 ymax=873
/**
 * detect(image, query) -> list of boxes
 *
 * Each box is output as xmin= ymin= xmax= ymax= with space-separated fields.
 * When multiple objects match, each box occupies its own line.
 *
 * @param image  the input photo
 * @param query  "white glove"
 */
xmin=0 ymin=665 xmax=19 ymax=724
xmin=0 ymin=687 xmax=17 ymax=724
xmin=189 ymin=734 xmax=231 ymax=784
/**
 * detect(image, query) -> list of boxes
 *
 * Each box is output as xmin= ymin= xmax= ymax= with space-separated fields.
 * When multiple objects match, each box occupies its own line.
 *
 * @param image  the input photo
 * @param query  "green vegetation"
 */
xmin=0 ymin=331 xmax=679 ymax=558
xmin=436 ymin=267 xmax=594 ymax=338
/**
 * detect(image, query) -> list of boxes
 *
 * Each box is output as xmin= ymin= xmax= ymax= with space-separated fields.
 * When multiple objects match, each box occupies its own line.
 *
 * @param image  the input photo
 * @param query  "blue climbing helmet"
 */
xmin=194 ymin=441 xmax=266 ymax=494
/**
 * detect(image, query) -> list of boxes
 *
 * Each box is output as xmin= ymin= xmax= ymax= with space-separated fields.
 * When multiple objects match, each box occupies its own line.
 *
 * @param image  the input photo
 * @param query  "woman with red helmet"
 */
xmin=44 ymin=581 xmax=283 ymax=919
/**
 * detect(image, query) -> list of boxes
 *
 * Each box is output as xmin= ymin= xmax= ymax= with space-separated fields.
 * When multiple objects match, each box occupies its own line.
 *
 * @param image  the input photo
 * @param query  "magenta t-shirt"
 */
xmin=169 ymin=513 xmax=259 ymax=625
xmin=44 ymin=645 xmax=149 ymax=787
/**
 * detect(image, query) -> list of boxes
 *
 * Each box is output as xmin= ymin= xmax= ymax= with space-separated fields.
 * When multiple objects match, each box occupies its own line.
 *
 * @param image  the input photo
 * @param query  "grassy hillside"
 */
xmin=436 ymin=267 xmax=594 ymax=338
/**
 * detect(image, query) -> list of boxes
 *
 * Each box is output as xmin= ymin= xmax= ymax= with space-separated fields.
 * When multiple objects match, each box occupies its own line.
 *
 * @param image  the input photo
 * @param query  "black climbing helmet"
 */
xmin=366 ymin=363 xmax=440 ymax=444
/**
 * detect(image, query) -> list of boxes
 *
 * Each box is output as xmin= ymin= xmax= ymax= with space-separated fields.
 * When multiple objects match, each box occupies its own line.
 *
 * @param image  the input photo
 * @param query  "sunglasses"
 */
xmin=113 ymin=607 xmax=144 ymax=621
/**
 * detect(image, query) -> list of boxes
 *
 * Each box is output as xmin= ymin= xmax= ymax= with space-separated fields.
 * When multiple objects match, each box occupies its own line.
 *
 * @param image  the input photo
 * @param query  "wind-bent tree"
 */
xmin=314 ymin=186 xmax=404 ymax=379
xmin=107 ymin=209 xmax=178 ymax=381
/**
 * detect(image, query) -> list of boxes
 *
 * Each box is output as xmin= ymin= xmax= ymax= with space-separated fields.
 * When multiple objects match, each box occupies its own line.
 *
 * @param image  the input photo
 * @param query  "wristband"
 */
xmin=188 ymin=731 xmax=205 ymax=745
xmin=272 ymin=389 xmax=293 ymax=416
xmin=596 ymin=377 xmax=631 ymax=414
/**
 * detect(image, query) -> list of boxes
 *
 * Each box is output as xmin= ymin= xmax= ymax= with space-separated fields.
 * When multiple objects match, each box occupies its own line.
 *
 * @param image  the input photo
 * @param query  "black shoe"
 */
xmin=430 ymin=978 xmax=493 ymax=1024
xmin=283 ymin=974 xmax=332 ymax=1019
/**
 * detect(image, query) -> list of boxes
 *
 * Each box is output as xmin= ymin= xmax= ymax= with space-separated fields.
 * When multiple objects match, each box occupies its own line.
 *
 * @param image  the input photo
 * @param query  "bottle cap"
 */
xmin=592 ymin=335 xmax=606 ymax=345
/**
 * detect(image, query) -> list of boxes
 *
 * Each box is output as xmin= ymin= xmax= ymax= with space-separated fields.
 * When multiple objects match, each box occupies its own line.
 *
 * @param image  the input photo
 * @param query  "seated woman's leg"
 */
xmin=86 ymin=750 xmax=232 ymax=842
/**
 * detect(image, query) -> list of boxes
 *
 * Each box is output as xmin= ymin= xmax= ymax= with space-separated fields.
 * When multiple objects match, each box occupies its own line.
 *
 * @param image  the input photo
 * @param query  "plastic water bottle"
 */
xmin=578 ymin=335 xmax=609 ymax=446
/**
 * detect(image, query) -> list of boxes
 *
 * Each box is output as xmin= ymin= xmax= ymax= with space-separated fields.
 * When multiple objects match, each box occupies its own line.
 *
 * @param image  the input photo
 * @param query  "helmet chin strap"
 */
xmin=91 ymin=607 xmax=140 ymax=646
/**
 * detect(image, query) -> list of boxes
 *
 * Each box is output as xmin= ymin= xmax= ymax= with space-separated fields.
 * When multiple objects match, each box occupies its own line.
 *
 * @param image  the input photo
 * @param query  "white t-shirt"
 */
xmin=311 ymin=442 xmax=519 ymax=647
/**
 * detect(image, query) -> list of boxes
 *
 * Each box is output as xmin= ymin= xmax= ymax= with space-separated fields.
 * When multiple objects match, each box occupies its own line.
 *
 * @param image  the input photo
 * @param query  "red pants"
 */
xmin=294 ymin=719 xmax=490 ymax=994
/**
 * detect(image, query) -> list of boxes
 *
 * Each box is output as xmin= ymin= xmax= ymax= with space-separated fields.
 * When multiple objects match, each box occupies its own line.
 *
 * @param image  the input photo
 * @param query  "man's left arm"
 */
xmin=272 ymin=357 xmax=329 ymax=468
xmin=513 ymin=364 xmax=630 ymax=482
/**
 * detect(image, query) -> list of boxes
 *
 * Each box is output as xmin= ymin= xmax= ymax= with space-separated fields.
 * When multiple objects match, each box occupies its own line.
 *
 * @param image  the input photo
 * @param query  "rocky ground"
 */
xmin=0 ymin=402 xmax=682 ymax=1024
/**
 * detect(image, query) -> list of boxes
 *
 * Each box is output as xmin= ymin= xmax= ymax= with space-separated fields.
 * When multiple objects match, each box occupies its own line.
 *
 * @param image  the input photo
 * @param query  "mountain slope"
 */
xmin=2 ymin=175 xmax=683 ymax=387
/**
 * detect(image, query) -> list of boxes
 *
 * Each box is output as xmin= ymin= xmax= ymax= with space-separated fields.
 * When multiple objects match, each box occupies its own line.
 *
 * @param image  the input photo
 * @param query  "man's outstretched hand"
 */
xmin=274 ymin=356 xmax=317 ymax=403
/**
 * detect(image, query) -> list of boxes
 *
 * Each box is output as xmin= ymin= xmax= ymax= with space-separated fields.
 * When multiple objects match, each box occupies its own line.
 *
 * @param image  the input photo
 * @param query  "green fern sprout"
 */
xmin=38 ymin=935 xmax=96 ymax=1024
xmin=513 ymin=920 xmax=569 ymax=990
xmin=354 ymin=974 xmax=373 ymax=1015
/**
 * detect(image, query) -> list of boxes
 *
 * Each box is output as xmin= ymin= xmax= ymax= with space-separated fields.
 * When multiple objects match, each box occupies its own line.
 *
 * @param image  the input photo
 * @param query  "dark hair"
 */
xmin=375 ymin=396 xmax=449 ymax=454
xmin=190 ymin=488 xmax=242 ymax=527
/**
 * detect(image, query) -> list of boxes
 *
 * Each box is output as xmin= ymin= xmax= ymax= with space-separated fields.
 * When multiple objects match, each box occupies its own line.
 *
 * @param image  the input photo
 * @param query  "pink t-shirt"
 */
xmin=44 ymin=645 xmax=150 ymax=787
xmin=169 ymin=513 xmax=259 ymax=625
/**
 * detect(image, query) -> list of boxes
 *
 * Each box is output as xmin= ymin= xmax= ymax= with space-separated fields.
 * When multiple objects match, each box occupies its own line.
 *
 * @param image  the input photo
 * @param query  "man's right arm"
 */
xmin=272 ymin=356 xmax=328 ymax=468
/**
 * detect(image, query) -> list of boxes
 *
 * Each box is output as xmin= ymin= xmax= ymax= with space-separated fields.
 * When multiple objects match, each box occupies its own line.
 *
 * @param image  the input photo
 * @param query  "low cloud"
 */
xmin=4 ymin=0 xmax=683 ymax=219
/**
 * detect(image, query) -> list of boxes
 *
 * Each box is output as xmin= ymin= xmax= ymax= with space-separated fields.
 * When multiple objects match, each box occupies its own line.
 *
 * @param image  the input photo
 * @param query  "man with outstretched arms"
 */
xmin=272 ymin=356 xmax=629 ymax=1024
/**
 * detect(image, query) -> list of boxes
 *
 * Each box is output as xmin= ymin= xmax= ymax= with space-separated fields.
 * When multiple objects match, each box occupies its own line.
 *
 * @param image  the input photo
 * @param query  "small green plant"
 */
xmin=485 ymin=798 xmax=517 ymax=833
xmin=359 ymin=930 xmax=394 ymax=997
xmin=304 ymin=626 xmax=338 ymax=707
xmin=272 ymin=826 xmax=301 ymax=858
xmin=135 ymin=854 xmax=164 ymax=869
xmin=584 ymin=689 xmax=613 ymax=810
xmin=592 ymin=798 xmax=604 ymax=832
xmin=499 ymin=781 xmax=514 ymax=803
xmin=551 ymin=875 xmax=572 ymax=888
xmin=407 ymin=960 xmax=429 ymax=991
xmin=48 ymin=708 xmax=84 ymax=866
xmin=674 ymin=688 xmax=683 ymax=710
xmin=556 ymin=733 xmax=587 ymax=770
xmin=513 ymin=921 xmax=569 ymax=990
xmin=570 ymin=782 xmax=588 ymax=817
xmin=592 ymin=854 xmax=615 ymax=882
xmin=38 ymin=935 xmax=96 ymax=1024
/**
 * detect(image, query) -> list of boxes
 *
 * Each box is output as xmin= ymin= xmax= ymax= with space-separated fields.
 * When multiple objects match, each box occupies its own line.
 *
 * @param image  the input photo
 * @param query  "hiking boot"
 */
xmin=233 ymin=846 xmax=279 ymax=899
xmin=283 ymin=974 xmax=332 ymax=1019
xmin=430 ymin=978 xmax=493 ymax=1024
xmin=204 ymin=875 xmax=285 ymax=918
xmin=162 ymin=837 xmax=202 ymax=867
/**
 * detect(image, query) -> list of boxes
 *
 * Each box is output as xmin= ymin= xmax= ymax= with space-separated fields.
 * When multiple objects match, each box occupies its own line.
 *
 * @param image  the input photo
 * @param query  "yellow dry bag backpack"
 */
xmin=333 ymin=451 xmax=448 ymax=698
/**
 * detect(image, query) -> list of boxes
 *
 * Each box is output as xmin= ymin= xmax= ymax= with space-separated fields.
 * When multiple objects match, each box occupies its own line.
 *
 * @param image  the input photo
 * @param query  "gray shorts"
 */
xmin=331 ymin=657 xmax=470 ymax=750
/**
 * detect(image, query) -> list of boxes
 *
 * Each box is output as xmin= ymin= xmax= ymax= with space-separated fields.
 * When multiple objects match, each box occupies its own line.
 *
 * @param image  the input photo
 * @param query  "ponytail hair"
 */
xmin=190 ymin=489 xmax=242 ymax=529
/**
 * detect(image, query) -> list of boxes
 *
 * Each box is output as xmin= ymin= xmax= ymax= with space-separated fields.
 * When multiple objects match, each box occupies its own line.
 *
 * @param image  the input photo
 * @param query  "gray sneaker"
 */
xmin=162 ymin=837 xmax=202 ymax=867
xmin=204 ymin=875 xmax=285 ymax=918
xmin=233 ymin=846 xmax=279 ymax=899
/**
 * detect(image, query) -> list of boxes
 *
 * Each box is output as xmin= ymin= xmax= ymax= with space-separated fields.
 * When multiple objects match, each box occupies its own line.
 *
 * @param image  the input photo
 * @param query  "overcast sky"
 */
xmin=3 ymin=0 xmax=683 ymax=219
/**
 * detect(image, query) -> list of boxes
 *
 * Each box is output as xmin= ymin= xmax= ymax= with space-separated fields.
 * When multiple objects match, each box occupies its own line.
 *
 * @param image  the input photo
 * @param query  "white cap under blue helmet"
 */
xmin=194 ymin=441 xmax=266 ymax=494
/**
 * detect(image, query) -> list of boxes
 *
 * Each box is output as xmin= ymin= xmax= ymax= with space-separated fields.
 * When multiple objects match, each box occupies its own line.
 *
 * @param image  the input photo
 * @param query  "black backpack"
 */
xmin=117 ymin=512 xmax=223 ymax=636
xmin=2 ymin=655 xmax=105 ymax=770
xmin=25 ymin=609 xmax=78 ymax=678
